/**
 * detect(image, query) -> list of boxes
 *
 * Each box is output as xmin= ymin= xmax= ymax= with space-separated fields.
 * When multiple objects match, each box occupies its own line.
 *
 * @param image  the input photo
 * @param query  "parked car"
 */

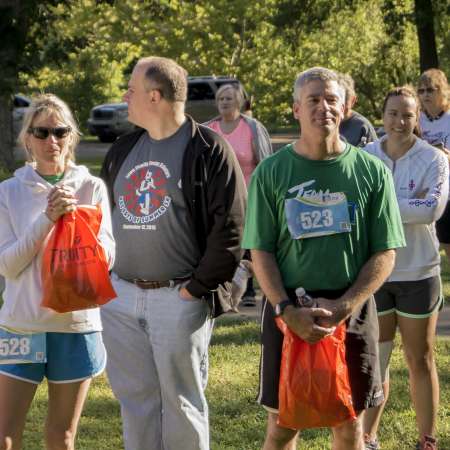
xmin=87 ymin=102 xmax=133 ymax=143
xmin=87 ymin=76 xmax=251 ymax=142
xmin=13 ymin=94 xmax=31 ymax=138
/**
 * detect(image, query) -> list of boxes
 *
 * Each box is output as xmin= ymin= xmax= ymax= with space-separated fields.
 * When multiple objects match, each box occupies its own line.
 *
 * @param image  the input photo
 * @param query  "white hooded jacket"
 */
xmin=0 ymin=162 xmax=115 ymax=332
xmin=365 ymin=136 xmax=449 ymax=281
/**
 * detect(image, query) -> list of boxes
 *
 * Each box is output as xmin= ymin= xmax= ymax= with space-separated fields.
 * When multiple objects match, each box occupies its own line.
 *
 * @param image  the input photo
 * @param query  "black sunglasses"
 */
xmin=28 ymin=126 xmax=71 ymax=139
xmin=418 ymin=87 xmax=437 ymax=95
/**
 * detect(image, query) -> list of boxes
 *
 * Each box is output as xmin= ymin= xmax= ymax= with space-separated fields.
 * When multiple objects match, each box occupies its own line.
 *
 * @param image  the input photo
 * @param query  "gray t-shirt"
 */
xmin=340 ymin=111 xmax=377 ymax=147
xmin=112 ymin=121 xmax=200 ymax=280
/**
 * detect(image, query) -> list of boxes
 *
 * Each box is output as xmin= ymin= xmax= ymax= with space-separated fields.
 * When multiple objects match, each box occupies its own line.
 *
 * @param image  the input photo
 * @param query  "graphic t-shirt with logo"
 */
xmin=112 ymin=121 xmax=200 ymax=280
xmin=419 ymin=110 xmax=450 ymax=148
xmin=242 ymin=143 xmax=405 ymax=290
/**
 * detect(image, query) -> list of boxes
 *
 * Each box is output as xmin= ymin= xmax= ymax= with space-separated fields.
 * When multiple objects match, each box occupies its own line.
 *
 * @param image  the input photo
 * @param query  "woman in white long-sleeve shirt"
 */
xmin=417 ymin=69 xmax=450 ymax=266
xmin=362 ymin=86 xmax=448 ymax=450
xmin=0 ymin=94 xmax=115 ymax=450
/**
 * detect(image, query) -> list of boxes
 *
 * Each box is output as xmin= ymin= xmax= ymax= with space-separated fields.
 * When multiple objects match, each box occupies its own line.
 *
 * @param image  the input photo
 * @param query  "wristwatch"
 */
xmin=274 ymin=299 xmax=294 ymax=317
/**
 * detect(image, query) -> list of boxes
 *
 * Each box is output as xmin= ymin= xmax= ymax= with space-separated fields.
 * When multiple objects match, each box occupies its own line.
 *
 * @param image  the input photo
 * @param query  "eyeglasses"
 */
xmin=28 ymin=126 xmax=71 ymax=139
xmin=417 ymin=87 xmax=438 ymax=95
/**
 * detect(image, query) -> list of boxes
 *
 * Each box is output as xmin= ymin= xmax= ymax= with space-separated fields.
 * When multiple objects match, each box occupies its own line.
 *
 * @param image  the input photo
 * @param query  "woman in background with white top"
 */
xmin=417 ymin=69 xmax=450 ymax=263
xmin=205 ymin=83 xmax=272 ymax=306
xmin=0 ymin=94 xmax=115 ymax=450
xmin=363 ymin=86 xmax=448 ymax=450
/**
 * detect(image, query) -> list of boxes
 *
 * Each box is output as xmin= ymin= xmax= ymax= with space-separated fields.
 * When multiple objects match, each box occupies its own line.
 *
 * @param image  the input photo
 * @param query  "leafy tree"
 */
xmin=0 ymin=0 xmax=71 ymax=173
xmin=4 ymin=0 xmax=450 ymax=158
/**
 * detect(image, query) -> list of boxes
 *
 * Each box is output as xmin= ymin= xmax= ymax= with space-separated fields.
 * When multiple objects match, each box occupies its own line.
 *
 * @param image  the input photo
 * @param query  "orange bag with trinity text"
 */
xmin=41 ymin=205 xmax=116 ymax=313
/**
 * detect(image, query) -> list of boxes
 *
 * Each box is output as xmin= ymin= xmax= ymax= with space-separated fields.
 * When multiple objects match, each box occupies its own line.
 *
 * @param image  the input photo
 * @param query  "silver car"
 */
xmin=87 ymin=102 xmax=134 ymax=143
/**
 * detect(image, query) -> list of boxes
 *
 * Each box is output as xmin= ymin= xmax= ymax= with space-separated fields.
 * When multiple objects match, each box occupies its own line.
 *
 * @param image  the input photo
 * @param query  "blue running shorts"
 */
xmin=0 ymin=331 xmax=106 ymax=384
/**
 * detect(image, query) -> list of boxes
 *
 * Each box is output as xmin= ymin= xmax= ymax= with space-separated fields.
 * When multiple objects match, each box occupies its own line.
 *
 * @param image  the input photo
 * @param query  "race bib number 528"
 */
xmin=0 ymin=327 xmax=46 ymax=364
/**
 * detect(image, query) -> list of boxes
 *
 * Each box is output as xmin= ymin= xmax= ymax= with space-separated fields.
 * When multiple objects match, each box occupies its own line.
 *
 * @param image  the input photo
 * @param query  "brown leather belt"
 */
xmin=120 ymin=277 xmax=189 ymax=290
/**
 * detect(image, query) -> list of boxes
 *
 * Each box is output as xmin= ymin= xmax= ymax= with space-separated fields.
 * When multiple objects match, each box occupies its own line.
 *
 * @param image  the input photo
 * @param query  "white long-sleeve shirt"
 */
xmin=0 ymin=162 xmax=115 ymax=332
xmin=365 ymin=136 xmax=449 ymax=281
xmin=419 ymin=110 xmax=450 ymax=148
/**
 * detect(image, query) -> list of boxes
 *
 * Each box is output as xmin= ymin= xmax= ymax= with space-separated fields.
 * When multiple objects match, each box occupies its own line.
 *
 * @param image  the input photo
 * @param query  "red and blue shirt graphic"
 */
xmin=118 ymin=161 xmax=171 ymax=225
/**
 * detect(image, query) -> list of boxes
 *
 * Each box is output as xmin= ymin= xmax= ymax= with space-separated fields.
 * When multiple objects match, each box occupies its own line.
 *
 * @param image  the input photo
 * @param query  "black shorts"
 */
xmin=375 ymin=276 xmax=443 ymax=318
xmin=436 ymin=202 xmax=450 ymax=243
xmin=258 ymin=288 xmax=383 ymax=414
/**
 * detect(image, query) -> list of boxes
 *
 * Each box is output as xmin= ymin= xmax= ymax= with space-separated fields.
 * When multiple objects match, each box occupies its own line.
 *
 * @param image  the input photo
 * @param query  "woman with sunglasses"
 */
xmin=0 ymin=94 xmax=115 ymax=450
xmin=362 ymin=86 xmax=448 ymax=450
xmin=417 ymin=69 xmax=450 ymax=263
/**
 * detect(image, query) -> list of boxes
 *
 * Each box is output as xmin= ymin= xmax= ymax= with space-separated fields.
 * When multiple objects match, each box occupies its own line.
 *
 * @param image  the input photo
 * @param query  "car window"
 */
xmin=214 ymin=80 xmax=239 ymax=89
xmin=188 ymin=83 xmax=215 ymax=101
xmin=14 ymin=96 xmax=30 ymax=108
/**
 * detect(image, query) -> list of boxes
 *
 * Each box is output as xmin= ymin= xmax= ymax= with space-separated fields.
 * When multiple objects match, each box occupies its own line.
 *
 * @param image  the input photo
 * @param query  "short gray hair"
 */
xmin=138 ymin=56 xmax=188 ymax=103
xmin=338 ymin=72 xmax=356 ymax=103
xmin=293 ymin=67 xmax=345 ymax=103
xmin=215 ymin=83 xmax=244 ymax=109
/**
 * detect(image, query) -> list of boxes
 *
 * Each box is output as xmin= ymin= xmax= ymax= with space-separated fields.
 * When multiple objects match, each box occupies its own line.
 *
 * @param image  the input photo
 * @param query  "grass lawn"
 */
xmin=1 ymin=156 xmax=449 ymax=449
xmin=16 ymin=318 xmax=450 ymax=450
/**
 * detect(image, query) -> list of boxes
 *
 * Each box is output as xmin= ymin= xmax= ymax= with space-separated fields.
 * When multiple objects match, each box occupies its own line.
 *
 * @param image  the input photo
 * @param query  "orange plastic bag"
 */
xmin=276 ymin=319 xmax=356 ymax=429
xmin=41 ymin=205 xmax=116 ymax=313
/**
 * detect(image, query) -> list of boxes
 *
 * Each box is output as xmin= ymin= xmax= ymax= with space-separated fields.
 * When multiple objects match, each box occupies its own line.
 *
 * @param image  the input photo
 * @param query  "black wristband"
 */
xmin=274 ymin=299 xmax=294 ymax=317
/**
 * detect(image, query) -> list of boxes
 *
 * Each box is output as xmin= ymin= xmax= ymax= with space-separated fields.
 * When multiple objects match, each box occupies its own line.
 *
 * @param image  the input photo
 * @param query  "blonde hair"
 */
xmin=418 ymin=69 xmax=450 ymax=111
xmin=18 ymin=94 xmax=80 ymax=163
xmin=215 ymin=83 xmax=245 ymax=109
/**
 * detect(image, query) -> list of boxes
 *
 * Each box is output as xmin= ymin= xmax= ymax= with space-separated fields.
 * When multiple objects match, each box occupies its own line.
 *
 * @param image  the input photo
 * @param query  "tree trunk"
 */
xmin=0 ymin=95 xmax=15 ymax=173
xmin=414 ymin=0 xmax=439 ymax=71
xmin=0 ymin=0 xmax=19 ymax=174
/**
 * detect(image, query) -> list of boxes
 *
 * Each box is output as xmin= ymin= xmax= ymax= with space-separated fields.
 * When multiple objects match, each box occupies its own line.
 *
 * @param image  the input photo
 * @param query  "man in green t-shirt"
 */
xmin=242 ymin=67 xmax=405 ymax=450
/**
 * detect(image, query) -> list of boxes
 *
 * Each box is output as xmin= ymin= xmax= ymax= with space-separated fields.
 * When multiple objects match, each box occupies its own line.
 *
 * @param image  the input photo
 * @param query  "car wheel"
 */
xmin=98 ymin=133 xmax=117 ymax=143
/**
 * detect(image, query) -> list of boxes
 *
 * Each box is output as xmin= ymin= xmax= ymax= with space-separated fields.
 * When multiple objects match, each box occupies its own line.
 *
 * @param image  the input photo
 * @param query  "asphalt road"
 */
xmin=78 ymin=133 xmax=296 ymax=159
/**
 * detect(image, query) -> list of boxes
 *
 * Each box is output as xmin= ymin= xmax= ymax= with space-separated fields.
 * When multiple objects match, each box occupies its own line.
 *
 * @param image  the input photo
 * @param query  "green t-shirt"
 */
xmin=38 ymin=172 xmax=64 ymax=185
xmin=242 ymin=143 xmax=405 ymax=291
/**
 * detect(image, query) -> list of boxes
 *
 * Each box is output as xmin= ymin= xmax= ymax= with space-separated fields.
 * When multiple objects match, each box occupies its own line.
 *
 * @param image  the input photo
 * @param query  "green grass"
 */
xmin=14 ymin=318 xmax=449 ymax=450
xmin=77 ymin=158 xmax=102 ymax=177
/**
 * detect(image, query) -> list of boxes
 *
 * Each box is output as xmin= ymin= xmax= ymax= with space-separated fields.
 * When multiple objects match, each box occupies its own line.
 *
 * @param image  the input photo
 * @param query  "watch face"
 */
xmin=275 ymin=300 xmax=290 ymax=317
xmin=275 ymin=303 xmax=282 ymax=317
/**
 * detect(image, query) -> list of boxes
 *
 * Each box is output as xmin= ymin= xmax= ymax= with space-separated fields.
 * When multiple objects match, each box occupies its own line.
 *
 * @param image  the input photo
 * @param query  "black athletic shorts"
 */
xmin=375 ymin=276 xmax=443 ymax=318
xmin=436 ymin=202 xmax=450 ymax=244
xmin=258 ymin=288 xmax=383 ymax=414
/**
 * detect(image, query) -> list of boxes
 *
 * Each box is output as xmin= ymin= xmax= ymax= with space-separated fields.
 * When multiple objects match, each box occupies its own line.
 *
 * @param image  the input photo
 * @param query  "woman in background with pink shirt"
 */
xmin=205 ymin=83 xmax=272 ymax=306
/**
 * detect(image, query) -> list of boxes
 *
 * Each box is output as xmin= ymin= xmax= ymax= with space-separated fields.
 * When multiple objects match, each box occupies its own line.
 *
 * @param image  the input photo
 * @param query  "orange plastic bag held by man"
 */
xmin=276 ymin=319 xmax=356 ymax=429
